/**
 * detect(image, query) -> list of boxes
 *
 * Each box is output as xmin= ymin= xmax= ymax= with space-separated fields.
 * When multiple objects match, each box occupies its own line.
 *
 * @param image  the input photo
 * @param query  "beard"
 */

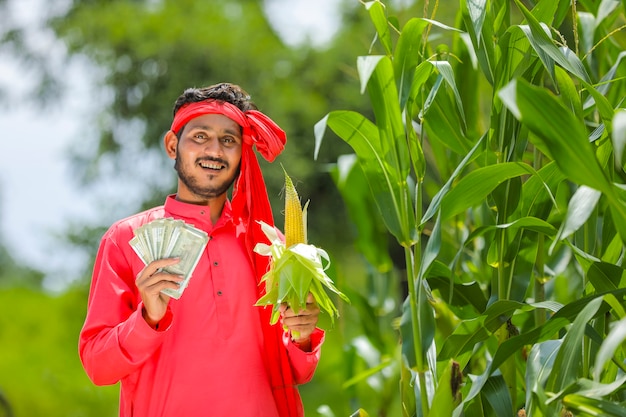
xmin=174 ymin=153 xmax=239 ymax=200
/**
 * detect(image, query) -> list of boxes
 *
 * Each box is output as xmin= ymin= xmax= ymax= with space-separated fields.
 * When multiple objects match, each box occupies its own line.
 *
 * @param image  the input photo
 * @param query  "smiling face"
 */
xmin=164 ymin=113 xmax=243 ymax=206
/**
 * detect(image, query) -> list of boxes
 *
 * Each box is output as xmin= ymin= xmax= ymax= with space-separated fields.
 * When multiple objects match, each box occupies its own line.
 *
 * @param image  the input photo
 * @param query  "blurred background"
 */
xmin=0 ymin=0 xmax=435 ymax=415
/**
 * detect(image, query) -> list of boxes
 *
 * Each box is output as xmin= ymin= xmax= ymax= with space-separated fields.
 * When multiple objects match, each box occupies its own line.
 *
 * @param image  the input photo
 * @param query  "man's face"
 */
xmin=173 ymin=113 xmax=243 ymax=203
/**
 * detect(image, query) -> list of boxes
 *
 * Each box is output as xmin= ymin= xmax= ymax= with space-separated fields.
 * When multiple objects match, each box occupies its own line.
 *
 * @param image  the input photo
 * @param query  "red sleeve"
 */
xmin=78 ymin=228 xmax=173 ymax=386
xmin=283 ymin=328 xmax=325 ymax=384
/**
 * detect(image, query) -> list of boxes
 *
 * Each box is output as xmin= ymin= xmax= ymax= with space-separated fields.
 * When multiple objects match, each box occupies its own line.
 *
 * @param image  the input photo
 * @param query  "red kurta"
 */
xmin=79 ymin=195 xmax=323 ymax=417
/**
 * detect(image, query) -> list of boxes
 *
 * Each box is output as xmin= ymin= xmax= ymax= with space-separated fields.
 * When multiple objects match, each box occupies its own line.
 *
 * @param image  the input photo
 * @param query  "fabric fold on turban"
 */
xmin=170 ymin=100 xmax=298 ymax=417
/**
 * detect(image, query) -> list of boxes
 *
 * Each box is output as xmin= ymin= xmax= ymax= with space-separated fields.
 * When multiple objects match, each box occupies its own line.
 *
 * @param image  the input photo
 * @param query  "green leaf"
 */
xmin=520 ymin=161 xmax=565 ymax=217
xmin=419 ymin=212 xmax=441 ymax=279
xmin=582 ymin=52 xmax=626 ymax=113
xmin=482 ymin=375 xmax=513 ymax=417
xmin=515 ymin=24 xmax=557 ymax=82
xmin=438 ymin=316 xmax=490 ymax=361
xmin=400 ymin=361 xmax=418 ymax=417
xmin=422 ymin=132 xmax=485 ymax=224
xmin=315 ymin=109 xmax=416 ymax=246
xmin=549 ymin=376 xmax=626 ymax=403
xmin=581 ymin=80 xmax=616 ymax=138
xmin=492 ymin=175 xmax=522 ymax=222
xmin=612 ymin=109 xmax=626 ymax=167
xmin=525 ymin=340 xmax=561 ymax=415
xmin=458 ymin=293 xmax=616 ymax=414
xmin=440 ymin=162 xmax=534 ymax=220
xmin=399 ymin=286 xmax=436 ymax=370
xmin=364 ymin=56 xmax=411 ymax=179
xmin=430 ymin=360 xmax=462 ymax=415
xmin=596 ymin=0 xmax=622 ymax=27
xmin=466 ymin=0 xmax=487 ymax=43
xmin=406 ymin=60 xmax=436 ymax=111
xmin=545 ymin=297 xmax=603 ymax=393
xmin=556 ymin=185 xmax=602 ymax=241
xmin=357 ymin=56 xmax=385 ymax=95
xmin=365 ymin=1 xmax=392 ymax=56
xmin=395 ymin=18 xmax=429 ymax=108
xmin=422 ymin=78 xmax=472 ymax=156
xmin=530 ymin=0 xmax=572 ymax=27
xmin=343 ymin=357 xmax=393 ymax=389
xmin=461 ymin=0 xmax=495 ymax=85
xmin=495 ymin=217 xmax=557 ymax=235
xmin=562 ymin=393 xmax=626 ymax=416
xmin=594 ymin=316 xmax=626 ymax=380
xmin=364 ymin=56 xmax=413 ymax=200
xmin=432 ymin=61 xmax=467 ymax=128
xmin=286 ymin=256 xmax=314 ymax=307
xmin=555 ymin=66 xmax=583 ymax=121
xmin=439 ymin=300 xmax=525 ymax=360
xmin=499 ymin=79 xmax=612 ymax=195
xmin=427 ymin=276 xmax=488 ymax=316
xmin=512 ymin=0 xmax=590 ymax=82
xmin=330 ymin=154 xmax=393 ymax=272
xmin=586 ymin=261 xmax=625 ymax=292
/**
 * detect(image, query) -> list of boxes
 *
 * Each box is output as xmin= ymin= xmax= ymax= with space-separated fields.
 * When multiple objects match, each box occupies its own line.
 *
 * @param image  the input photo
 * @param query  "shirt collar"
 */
xmin=163 ymin=194 xmax=233 ymax=230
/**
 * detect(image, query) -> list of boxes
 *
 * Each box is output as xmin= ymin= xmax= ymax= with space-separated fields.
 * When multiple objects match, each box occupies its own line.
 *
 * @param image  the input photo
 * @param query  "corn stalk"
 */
xmin=316 ymin=0 xmax=626 ymax=415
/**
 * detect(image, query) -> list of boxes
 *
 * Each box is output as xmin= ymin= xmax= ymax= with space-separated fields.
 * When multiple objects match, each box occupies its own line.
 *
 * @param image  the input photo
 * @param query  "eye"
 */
xmin=221 ymin=136 xmax=237 ymax=144
xmin=192 ymin=133 xmax=207 ymax=142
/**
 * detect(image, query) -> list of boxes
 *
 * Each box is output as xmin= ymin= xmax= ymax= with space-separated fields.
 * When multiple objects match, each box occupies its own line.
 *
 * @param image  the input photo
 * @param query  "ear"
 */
xmin=164 ymin=130 xmax=178 ymax=160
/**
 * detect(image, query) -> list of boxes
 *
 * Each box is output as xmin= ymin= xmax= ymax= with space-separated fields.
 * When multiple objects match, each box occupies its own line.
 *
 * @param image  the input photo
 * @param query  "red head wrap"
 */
xmin=171 ymin=100 xmax=285 ymax=162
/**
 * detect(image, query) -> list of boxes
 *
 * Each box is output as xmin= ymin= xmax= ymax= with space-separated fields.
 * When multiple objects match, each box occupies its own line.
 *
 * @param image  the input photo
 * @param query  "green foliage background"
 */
xmin=3 ymin=0 xmax=626 ymax=416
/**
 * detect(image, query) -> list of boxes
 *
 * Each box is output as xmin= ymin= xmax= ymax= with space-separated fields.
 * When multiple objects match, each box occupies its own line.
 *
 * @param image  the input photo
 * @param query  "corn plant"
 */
xmin=315 ymin=0 xmax=626 ymax=416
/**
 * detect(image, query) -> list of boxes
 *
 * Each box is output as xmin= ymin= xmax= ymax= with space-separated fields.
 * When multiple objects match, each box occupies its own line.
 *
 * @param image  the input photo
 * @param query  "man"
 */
xmin=79 ymin=83 xmax=324 ymax=417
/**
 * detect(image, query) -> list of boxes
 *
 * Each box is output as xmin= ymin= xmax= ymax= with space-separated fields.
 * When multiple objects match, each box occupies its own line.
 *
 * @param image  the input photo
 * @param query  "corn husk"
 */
xmin=254 ymin=169 xmax=349 ymax=325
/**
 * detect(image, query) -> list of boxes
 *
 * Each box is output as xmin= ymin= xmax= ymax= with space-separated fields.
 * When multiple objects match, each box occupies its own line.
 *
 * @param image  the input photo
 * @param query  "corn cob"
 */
xmin=284 ymin=169 xmax=306 ymax=247
xmin=254 ymin=168 xmax=349 ymax=326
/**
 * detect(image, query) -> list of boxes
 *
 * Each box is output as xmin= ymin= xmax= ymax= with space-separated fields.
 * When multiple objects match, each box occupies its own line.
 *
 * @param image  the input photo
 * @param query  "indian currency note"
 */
xmin=130 ymin=218 xmax=208 ymax=299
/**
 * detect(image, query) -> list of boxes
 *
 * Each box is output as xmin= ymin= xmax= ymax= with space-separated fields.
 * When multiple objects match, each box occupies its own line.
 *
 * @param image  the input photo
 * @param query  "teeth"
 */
xmin=200 ymin=162 xmax=223 ymax=169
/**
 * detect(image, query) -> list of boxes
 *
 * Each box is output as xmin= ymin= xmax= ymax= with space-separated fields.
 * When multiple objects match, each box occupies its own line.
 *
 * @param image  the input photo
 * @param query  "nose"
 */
xmin=203 ymin=137 xmax=223 ymax=157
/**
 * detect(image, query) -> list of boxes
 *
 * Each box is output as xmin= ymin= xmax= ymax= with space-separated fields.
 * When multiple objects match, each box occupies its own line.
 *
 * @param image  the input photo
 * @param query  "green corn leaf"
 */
xmin=430 ymin=360 xmax=462 ymax=416
xmin=499 ymin=78 xmax=612 ymax=194
xmin=594 ymin=316 xmax=626 ymax=381
xmin=562 ymin=393 xmax=626 ymax=416
xmin=440 ymin=162 xmax=534 ymax=220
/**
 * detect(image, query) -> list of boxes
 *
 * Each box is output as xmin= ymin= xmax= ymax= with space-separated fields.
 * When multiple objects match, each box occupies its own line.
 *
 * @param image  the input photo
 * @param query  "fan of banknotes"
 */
xmin=129 ymin=218 xmax=209 ymax=299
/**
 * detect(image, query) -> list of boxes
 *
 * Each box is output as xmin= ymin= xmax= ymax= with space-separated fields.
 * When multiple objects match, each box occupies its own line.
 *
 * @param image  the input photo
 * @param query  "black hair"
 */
xmin=172 ymin=82 xmax=258 ymax=117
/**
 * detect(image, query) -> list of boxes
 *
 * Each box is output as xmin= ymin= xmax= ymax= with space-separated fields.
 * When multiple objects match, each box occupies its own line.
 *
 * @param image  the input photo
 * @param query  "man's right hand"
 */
xmin=135 ymin=258 xmax=183 ymax=327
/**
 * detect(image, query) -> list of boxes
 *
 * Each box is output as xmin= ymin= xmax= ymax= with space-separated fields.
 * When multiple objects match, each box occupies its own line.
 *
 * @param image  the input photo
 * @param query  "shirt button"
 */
xmin=213 ymin=261 xmax=219 ymax=266
xmin=217 ymin=290 xmax=223 ymax=296
xmin=200 ymin=210 xmax=205 ymax=215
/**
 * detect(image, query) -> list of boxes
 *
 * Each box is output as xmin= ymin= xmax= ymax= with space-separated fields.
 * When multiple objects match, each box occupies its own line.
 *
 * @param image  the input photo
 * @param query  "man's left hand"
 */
xmin=279 ymin=293 xmax=320 ymax=348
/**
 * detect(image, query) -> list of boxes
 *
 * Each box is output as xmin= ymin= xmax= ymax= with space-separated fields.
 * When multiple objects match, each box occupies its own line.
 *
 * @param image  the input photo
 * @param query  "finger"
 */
xmin=136 ymin=258 xmax=181 ymax=284
xmin=284 ymin=319 xmax=316 ymax=340
xmin=293 ymin=303 xmax=320 ymax=317
xmin=145 ymin=274 xmax=183 ymax=290
xmin=283 ymin=312 xmax=318 ymax=326
xmin=147 ymin=257 xmax=180 ymax=275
